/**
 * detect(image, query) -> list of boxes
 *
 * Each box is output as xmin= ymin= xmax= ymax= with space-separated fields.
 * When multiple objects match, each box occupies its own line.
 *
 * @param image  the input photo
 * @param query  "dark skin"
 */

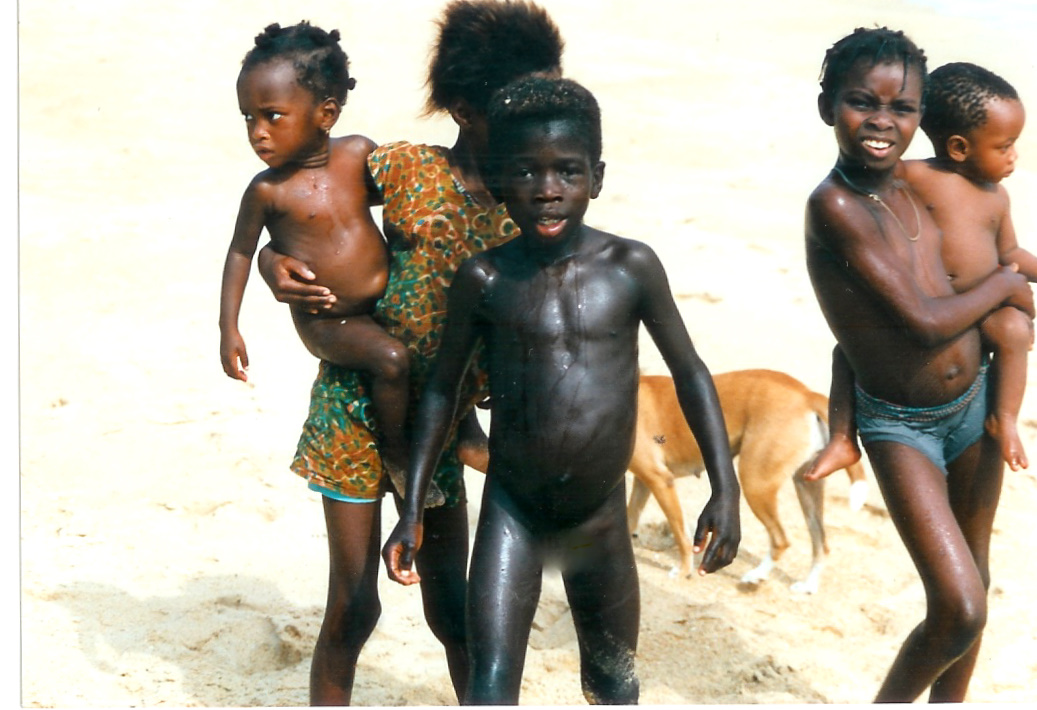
xmin=221 ymin=59 xmax=413 ymax=477
xmin=812 ymin=95 xmax=1033 ymax=475
xmin=382 ymin=119 xmax=740 ymax=705
xmin=805 ymin=58 xmax=1033 ymax=702
xmin=256 ymin=90 xmax=535 ymax=704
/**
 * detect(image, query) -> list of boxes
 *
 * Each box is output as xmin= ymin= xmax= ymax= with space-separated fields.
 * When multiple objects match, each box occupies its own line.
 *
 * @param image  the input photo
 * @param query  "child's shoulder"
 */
xmin=330 ymin=134 xmax=378 ymax=162
xmin=805 ymin=173 xmax=879 ymax=246
xmin=806 ymin=172 xmax=849 ymax=219
xmin=902 ymin=157 xmax=957 ymax=185
xmin=584 ymin=228 xmax=661 ymax=270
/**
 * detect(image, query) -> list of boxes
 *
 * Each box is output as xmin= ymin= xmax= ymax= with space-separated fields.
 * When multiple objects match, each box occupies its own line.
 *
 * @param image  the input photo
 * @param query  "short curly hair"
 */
xmin=920 ymin=62 xmax=1020 ymax=154
xmin=425 ymin=0 xmax=564 ymax=115
xmin=241 ymin=21 xmax=355 ymax=104
xmin=487 ymin=74 xmax=602 ymax=188
xmin=819 ymin=27 xmax=928 ymax=105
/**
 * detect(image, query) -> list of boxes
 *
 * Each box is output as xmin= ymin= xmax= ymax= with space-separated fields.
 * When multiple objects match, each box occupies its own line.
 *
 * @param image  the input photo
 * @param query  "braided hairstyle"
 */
xmin=241 ymin=21 xmax=356 ymax=104
xmin=920 ymin=62 xmax=1019 ymax=154
xmin=425 ymin=0 xmax=564 ymax=116
xmin=819 ymin=27 xmax=928 ymax=105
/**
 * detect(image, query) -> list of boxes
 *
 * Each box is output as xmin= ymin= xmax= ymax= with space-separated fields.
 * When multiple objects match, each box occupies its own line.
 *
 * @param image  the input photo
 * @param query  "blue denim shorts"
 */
xmin=855 ymin=361 xmax=990 ymax=474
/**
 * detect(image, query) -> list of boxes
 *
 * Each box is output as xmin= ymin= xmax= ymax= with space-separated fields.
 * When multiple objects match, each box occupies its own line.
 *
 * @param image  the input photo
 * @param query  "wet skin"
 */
xmin=384 ymin=120 xmax=740 ymax=704
xmin=807 ymin=58 xmax=1033 ymax=702
xmin=232 ymin=60 xmax=388 ymax=321
xmin=901 ymin=98 xmax=1032 ymax=470
xmin=810 ymin=60 xmax=1031 ymax=406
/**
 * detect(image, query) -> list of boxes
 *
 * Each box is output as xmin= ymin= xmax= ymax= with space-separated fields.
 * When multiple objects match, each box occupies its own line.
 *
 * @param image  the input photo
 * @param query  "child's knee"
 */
xmin=323 ymin=594 xmax=381 ymax=647
xmin=424 ymin=604 xmax=465 ymax=647
xmin=374 ymin=343 xmax=410 ymax=382
xmin=982 ymin=307 xmax=1032 ymax=350
xmin=933 ymin=592 xmax=987 ymax=653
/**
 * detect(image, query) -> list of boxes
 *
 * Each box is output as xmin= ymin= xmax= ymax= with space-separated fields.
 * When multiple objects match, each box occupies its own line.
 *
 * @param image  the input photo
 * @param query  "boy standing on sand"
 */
xmin=383 ymin=76 xmax=741 ymax=705
xmin=806 ymin=28 xmax=1033 ymax=702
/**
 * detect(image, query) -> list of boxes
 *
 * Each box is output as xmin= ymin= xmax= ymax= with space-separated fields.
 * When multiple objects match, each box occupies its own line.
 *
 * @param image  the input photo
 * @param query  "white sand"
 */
xmin=18 ymin=0 xmax=1037 ymax=705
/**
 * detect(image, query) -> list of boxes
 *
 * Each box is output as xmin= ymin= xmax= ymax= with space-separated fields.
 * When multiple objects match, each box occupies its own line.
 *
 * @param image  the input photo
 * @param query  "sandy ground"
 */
xmin=17 ymin=0 xmax=1037 ymax=705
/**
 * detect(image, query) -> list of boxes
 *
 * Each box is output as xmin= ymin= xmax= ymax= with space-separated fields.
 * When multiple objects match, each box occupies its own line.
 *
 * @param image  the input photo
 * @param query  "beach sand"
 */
xmin=18 ymin=0 xmax=1037 ymax=704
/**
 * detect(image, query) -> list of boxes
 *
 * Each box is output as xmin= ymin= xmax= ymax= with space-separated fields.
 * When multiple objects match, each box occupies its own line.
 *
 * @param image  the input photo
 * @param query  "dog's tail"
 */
xmin=807 ymin=390 xmax=868 ymax=512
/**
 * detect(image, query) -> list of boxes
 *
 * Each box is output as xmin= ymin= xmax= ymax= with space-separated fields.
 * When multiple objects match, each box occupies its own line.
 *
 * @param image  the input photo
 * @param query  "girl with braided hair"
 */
xmin=220 ymin=21 xmax=435 ymax=505
xmin=250 ymin=3 xmax=565 ymax=703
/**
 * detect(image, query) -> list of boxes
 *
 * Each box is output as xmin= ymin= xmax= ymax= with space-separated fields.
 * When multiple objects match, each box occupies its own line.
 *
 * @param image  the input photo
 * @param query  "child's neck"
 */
xmin=295 ymin=142 xmax=331 ymax=169
xmin=523 ymin=225 xmax=587 ymax=265
xmin=927 ymin=155 xmax=995 ymax=189
xmin=279 ymin=137 xmax=331 ymax=171
xmin=833 ymin=160 xmax=898 ymax=193
xmin=449 ymin=133 xmax=497 ymax=208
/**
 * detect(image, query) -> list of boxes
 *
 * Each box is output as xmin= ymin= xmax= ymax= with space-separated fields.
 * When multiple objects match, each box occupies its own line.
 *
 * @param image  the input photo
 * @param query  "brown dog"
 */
xmin=627 ymin=369 xmax=867 ymax=593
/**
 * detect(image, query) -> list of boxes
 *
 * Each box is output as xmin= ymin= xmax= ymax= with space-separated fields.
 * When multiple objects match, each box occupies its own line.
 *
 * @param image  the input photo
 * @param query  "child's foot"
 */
xmin=806 ymin=434 xmax=861 ymax=481
xmin=457 ymin=406 xmax=490 ymax=474
xmin=384 ymin=459 xmax=446 ymax=508
xmin=986 ymin=412 xmax=1029 ymax=471
xmin=457 ymin=437 xmax=490 ymax=474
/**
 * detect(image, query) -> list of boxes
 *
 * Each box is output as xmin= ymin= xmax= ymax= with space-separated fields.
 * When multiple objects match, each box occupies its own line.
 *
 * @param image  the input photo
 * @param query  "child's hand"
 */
xmin=999 ymin=264 xmax=1035 ymax=318
xmin=257 ymin=245 xmax=336 ymax=314
xmin=382 ymin=519 xmax=424 ymax=586
xmin=693 ymin=490 xmax=741 ymax=575
xmin=220 ymin=330 xmax=250 ymax=382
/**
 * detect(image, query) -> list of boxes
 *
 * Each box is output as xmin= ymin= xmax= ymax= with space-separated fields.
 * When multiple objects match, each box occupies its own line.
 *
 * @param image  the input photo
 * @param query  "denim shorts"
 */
xmin=855 ymin=361 xmax=990 ymax=474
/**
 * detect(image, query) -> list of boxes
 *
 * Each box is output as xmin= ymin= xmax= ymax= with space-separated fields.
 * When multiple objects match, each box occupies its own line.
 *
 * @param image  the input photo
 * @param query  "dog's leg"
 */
xmin=738 ymin=457 xmax=790 ymax=587
xmin=791 ymin=462 xmax=828 ymax=595
xmin=638 ymin=467 xmax=695 ymax=578
xmin=626 ymin=476 xmax=652 ymax=536
xmin=846 ymin=461 xmax=868 ymax=511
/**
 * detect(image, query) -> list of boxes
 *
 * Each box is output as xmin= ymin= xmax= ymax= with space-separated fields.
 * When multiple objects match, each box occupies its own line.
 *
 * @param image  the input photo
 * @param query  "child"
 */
xmin=381 ymin=76 xmax=742 ymax=705
xmin=218 ymin=21 xmax=440 ymax=503
xmin=253 ymin=3 xmax=567 ymax=704
xmin=811 ymin=61 xmax=1033 ymax=480
xmin=805 ymin=28 xmax=1033 ymax=702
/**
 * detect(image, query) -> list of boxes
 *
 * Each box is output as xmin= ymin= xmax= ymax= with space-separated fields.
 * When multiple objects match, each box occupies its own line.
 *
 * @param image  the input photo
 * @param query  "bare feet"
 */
xmin=457 ymin=438 xmax=489 ymax=474
xmin=805 ymin=433 xmax=862 ymax=481
xmin=986 ymin=412 xmax=1029 ymax=472
xmin=456 ymin=408 xmax=490 ymax=474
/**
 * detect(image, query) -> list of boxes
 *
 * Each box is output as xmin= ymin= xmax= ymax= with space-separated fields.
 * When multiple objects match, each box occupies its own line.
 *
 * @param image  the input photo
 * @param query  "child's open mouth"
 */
xmin=862 ymin=138 xmax=893 ymax=157
xmin=536 ymin=215 xmax=567 ymax=238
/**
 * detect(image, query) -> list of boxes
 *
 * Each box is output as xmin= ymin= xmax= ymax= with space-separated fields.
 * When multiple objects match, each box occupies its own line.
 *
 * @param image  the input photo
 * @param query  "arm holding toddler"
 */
xmin=810 ymin=188 xmax=1034 ymax=346
xmin=255 ymin=156 xmax=384 ymax=312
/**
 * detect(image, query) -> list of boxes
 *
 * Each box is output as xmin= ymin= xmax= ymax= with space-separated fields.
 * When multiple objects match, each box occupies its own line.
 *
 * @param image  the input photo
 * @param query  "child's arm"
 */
xmin=253 ymin=154 xmax=382 ymax=314
xmin=810 ymin=187 xmax=1034 ymax=345
xmin=632 ymin=242 xmax=741 ymax=575
xmin=805 ymin=345 xmax=862 ymax=481
xmin=219 ymin=181 xmax=267 ymax=381
xmin=381 ymin=257 xmax=486 ymax=585
xmin=995 ymin=196 xmax=1037 ymax=282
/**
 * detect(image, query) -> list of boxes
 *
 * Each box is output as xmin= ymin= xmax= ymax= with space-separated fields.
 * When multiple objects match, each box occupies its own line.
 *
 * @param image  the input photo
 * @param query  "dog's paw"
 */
xmin=790 ymin=579 xmax=818 ymax=595
xmin=849 ymin=480 xmax=868 ymax=511
xmin=740 ymin=554 xmax=775 ymax=586
xmin=740 ymin=569 xmax=768 ymax=586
